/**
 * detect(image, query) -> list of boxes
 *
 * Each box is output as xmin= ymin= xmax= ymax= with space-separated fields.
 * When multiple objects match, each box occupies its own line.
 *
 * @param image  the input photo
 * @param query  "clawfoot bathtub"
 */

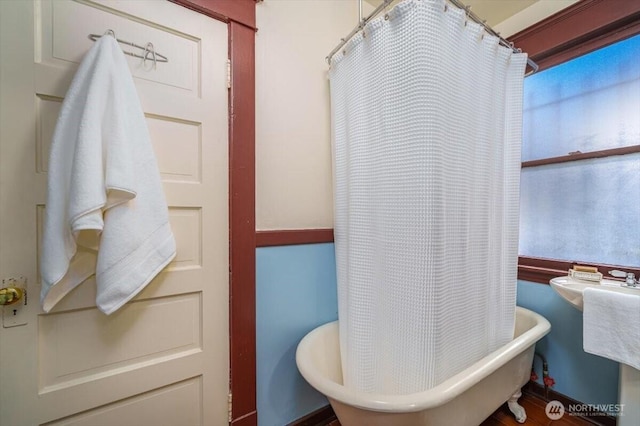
xmin=296 ymin=306 xmax=550 ymax=426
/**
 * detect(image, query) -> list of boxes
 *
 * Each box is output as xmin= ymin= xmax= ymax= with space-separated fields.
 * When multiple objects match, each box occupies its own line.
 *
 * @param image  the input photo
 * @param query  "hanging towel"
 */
xmin=583 ymin=287 xmax=640 ymax=369
xmin=40 ymin=35 xmax=176 ymax=315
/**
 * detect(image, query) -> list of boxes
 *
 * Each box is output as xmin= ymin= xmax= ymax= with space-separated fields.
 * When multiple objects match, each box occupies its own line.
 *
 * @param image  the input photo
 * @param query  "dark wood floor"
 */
xmin=326 ymin=392 xmax=594 ymax=426
xmin=479 ymin=396 xmax=594 ymax=426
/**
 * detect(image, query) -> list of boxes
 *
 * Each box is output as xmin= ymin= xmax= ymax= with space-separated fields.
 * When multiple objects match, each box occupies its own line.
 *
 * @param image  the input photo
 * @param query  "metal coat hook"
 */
xmin=88 ymin=29 xmax=169 ymax=64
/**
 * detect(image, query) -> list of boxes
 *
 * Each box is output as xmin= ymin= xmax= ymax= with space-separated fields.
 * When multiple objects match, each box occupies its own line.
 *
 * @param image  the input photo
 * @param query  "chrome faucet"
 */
xmin=609 ymin=270 xmax=639 ymax=287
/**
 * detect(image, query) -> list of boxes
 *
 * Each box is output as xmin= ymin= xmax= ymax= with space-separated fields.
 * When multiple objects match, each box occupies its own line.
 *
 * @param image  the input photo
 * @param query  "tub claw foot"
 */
xmin=507 ymin=390 xmax=527 ymax=424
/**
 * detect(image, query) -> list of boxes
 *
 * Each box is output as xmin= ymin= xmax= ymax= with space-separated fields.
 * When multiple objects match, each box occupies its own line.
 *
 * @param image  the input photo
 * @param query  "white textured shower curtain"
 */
xmin=330 ymin=0 xmax=527 ymax=394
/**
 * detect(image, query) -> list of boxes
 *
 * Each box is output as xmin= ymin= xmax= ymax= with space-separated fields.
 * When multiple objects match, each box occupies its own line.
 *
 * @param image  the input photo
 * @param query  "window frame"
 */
xmin=510 ymin=0 xmax=640 ymax=284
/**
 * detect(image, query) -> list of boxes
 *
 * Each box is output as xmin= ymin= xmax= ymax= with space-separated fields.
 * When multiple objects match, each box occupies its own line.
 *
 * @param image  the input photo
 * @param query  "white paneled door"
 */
xmin=0 ymin=1 xmax=229 ymax=424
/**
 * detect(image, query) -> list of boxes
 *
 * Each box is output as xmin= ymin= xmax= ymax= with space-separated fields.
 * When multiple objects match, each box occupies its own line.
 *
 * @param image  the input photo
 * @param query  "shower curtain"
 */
xmin=330 ymin=0 xmax=527 ymax=394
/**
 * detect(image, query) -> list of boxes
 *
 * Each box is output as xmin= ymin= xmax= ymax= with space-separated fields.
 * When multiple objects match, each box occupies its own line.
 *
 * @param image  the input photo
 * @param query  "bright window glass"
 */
xmin=519 ymin=36 xmax=640 ymax=267
xmin=522 ymin=34 xmax=640 ymax=162
xmin=519 ymin=154 xmax=640 ymax=267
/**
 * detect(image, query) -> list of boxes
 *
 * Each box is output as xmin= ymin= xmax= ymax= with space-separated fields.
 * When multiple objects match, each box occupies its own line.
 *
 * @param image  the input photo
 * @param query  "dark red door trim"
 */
xmin=171 ymin=0 xmax=256 ymax=29
xmin=227 ymin=20 xmax=256 ymax=426
xmin=170 ymin=1 xmax=257 ymax=425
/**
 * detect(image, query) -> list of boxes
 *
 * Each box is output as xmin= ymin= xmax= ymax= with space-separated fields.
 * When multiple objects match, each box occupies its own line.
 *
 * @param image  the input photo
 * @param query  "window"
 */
xmin=519 ymin=34 xmax=640 ymax=269
xmin=510 ymin=0 xmax=640 ymax=282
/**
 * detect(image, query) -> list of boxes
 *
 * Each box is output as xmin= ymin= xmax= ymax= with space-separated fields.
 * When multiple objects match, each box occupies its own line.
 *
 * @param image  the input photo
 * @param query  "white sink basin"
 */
xmin=550 ymin=275 xmax=640 ymax=426
xmin=549 ymin=276 xmax=640 ymax=311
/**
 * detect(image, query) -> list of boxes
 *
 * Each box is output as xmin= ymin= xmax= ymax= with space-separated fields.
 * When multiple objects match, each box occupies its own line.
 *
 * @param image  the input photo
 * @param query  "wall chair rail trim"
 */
xmin=519 ymin=256 xmax=640 ymax=285
xmin=255 ymin=229 xmax=640 ymax=286
xmin=256 ymin=229 xmax=334 ymax=247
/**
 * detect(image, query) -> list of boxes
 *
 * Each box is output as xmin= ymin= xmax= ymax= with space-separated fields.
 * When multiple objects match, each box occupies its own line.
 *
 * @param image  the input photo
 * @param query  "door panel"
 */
xmin=43 ymin=377 xmax=203 ymax=426
xmin=0 ymin=1 xmax=229 ymax=424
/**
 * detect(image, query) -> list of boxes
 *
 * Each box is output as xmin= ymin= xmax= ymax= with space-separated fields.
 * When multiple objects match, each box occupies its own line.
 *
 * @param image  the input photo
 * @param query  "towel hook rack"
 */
xmin=88 ymin=30 xmax=169 ymax=64
xmin=143 ymin=42 xmax=158 ymax=69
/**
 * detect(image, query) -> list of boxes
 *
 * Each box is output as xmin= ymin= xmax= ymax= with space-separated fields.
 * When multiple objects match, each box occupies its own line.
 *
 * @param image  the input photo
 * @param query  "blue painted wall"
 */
xmin=517 ymin=280 xmax=619 ymax=406
xmin=256 ymin=243 xmax=337 ymax=426
xmin=256 ymin=243 xmax=620 ymax=425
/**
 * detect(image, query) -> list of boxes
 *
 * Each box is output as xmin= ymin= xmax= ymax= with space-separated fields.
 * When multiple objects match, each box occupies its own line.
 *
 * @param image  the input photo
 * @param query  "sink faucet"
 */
xmin=609 ymin=270 xmax=639 ymax=287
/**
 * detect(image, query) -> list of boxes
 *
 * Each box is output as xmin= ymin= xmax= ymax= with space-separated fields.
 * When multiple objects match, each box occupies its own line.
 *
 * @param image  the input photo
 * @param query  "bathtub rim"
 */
xmin=296 ymin=306 xmax=550 ymax=413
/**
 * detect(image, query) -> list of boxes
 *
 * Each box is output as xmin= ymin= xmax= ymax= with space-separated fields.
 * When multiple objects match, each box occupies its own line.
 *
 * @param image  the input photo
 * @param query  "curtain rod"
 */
xmin=326 ymin=0 xmax=539 ymax=76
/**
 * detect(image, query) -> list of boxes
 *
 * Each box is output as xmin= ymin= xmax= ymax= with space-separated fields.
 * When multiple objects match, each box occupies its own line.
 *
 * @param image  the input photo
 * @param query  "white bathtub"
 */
xmin=296 ymin=306 xmax=550 ymax=426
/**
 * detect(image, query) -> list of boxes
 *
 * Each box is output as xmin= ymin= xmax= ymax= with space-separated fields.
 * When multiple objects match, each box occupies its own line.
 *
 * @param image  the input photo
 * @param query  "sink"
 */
xmin=550 ymin=275 xmax=640 ymax=426
xmin=549 ymin=276 xmax=640 ymax=312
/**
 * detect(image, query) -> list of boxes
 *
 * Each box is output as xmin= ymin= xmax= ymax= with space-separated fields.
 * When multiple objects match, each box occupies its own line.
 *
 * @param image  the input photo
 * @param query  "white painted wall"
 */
xmin=256 ymin=0 xmax=363 ymax=230
xmin=255 ymin=0 xmax=577 ymax=231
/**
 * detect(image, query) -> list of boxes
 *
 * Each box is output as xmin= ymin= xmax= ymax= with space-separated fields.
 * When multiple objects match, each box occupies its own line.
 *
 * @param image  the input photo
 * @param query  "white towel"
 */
xmin=583 ymin=287 xmax=640 ymax=370
xmin=40 ymin=35 xmax=176 ymax=315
